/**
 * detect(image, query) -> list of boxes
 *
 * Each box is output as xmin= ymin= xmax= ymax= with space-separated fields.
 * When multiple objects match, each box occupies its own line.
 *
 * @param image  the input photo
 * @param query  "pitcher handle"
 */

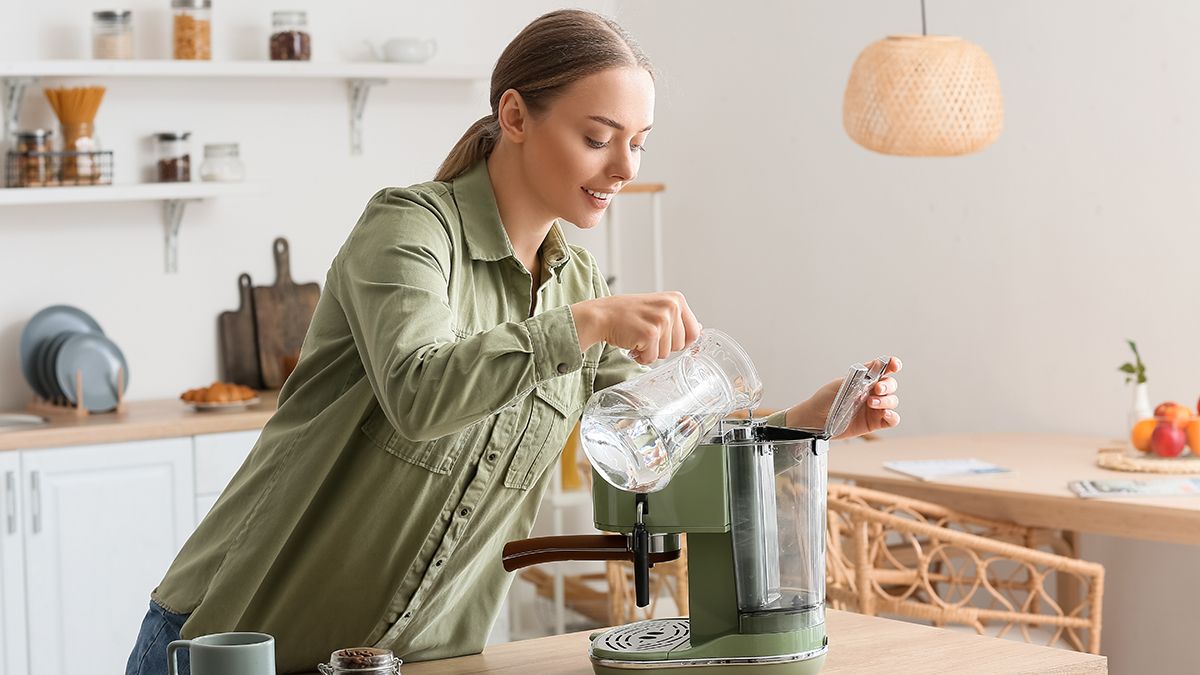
xmin=166 ymin=640 xmax=191 ymax=675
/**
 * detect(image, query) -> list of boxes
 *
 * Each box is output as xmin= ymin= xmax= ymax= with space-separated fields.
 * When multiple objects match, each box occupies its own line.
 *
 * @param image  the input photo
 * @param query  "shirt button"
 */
xmin=435 ymin=559 xmax=444 ymax=567
xmin=486 ymin=452 xmax=498 ymax=462
xmin=459 ymin=507 xmax=472 ymax=517
xmin=402 ymin=612 xmax=412 ymax=620
xmin=557 ymin=363 xmax=569 ymax=374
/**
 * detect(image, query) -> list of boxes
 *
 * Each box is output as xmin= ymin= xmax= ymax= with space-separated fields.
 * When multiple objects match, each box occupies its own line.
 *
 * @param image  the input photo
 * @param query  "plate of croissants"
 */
xmin=181 ymin=381 xmax=260 ymax=412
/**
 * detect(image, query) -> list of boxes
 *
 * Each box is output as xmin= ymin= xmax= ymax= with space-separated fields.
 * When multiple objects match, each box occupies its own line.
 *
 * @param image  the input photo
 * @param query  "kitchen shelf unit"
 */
xmin=0 ymin=59 xmax=486 ymax=273
xmin=0 ymin=59 xmax=487 ymax=155
xmin=0 ymin=181 xmax=258 ymax=272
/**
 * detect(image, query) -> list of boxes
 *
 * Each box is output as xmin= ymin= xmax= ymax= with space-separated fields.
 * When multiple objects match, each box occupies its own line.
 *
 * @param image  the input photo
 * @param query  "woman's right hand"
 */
xmin=571 ymin=292 xmax=703 ymax=365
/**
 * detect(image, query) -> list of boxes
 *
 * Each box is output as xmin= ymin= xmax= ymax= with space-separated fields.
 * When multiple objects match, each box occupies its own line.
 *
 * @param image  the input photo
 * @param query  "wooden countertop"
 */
xmin=402 ymin=610 xmax=1106 ymax=674
xmin=0 ymin=391 xmax=278 ymax=451
xmin=828 ymin=432 xmax=1200 ymax=545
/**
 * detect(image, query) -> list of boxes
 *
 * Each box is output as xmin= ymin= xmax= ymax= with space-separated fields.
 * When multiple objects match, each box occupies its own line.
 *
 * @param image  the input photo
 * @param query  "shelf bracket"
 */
xmin=2 ymin=77 xmax=36 ymax=142
xmin=347 ymin=78 xmax=385 ymax=155
xmin=162 ymin=199 xmax=188 ymax=274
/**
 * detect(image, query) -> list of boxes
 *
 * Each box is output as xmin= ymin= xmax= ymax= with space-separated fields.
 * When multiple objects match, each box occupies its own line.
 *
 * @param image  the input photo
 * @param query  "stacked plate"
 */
xmin=19 ymin=305 xmax=129 ymax=413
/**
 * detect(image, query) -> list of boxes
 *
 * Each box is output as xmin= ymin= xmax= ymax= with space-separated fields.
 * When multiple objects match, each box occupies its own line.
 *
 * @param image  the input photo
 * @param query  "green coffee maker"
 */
xmin=502 ymin=330 xmax=889 ymax=674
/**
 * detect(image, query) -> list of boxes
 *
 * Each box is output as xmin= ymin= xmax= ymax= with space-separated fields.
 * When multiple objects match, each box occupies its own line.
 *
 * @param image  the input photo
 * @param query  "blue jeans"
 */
xmin=126 ymin=600 xmax=192 ymax=675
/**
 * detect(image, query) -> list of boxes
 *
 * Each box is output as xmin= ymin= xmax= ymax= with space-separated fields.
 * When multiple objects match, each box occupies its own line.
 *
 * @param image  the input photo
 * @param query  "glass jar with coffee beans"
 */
xmin=317 ymin=648 xmax=401 ymax=675
xmin=269 ymin=11 xmax=311 ymax=60
xmin=154 ymin=132 xmax=192 ymax=182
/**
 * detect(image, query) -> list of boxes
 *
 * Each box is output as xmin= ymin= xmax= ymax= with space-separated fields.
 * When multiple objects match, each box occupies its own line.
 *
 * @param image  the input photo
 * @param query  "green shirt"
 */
xmin=152 ymin=160 xmax=644 ymax=671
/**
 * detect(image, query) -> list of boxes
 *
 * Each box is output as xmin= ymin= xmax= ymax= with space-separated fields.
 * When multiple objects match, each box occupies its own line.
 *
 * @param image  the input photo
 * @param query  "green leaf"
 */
xmin=1119 ymin=363 xmax=1137 ymax=374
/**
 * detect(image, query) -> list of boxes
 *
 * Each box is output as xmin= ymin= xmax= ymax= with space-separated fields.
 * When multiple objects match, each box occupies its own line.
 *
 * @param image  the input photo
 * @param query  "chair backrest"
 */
xmin=826 ymin=483 xmax=1105 ymax=654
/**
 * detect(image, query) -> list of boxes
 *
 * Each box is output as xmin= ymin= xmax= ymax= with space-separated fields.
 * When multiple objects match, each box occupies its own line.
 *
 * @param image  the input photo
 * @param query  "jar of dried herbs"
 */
xmin=317 ymin=647 xmax=402 ymax=675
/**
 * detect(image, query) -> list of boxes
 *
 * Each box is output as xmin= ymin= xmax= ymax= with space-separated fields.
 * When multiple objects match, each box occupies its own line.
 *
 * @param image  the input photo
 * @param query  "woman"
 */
xmin=126 ymin=9 xmax=901 ymax=675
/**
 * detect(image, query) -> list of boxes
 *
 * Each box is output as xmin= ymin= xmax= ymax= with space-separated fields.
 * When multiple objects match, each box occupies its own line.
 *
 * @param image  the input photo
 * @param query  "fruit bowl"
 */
xmin=1129 ymin=413 xmax=1200 ymax=459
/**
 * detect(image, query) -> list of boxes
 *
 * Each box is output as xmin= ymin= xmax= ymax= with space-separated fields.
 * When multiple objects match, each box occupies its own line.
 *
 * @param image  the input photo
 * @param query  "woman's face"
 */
xmin=521 ymin=66 xmax=655 ymax=229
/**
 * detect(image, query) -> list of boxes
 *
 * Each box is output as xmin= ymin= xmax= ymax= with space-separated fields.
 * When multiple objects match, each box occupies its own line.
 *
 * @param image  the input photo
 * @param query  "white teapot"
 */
xmin=366 ymin=37 xmax=437 ymax=63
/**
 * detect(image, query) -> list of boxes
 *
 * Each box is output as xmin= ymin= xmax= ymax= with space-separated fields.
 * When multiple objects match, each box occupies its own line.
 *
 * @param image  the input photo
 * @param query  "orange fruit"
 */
xmin=1131 ymin=418 xmax=1157 ymax=453
xmin=1187 ymin=420 xmax=1200 ymax=453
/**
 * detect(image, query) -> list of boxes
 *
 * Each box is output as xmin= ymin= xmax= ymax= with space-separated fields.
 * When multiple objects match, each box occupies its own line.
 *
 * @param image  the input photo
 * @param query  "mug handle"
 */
xmin=166 ymin=639 xmax=191 ymax=675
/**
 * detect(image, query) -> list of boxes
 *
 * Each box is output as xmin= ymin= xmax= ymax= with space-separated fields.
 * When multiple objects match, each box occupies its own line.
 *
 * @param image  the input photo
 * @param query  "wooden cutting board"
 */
xmin=217 ymin=272 xmax=264 ymax=388
xmin=253 ymin=237 xmax=321 ymax=389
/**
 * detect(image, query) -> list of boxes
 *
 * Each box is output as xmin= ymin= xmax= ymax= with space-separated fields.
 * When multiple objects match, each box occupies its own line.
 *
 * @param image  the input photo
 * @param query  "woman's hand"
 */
xmin=784 ymin=357 xmax=903 ymax=439
xmin=571 ymin=292 xmax=702 ymax=365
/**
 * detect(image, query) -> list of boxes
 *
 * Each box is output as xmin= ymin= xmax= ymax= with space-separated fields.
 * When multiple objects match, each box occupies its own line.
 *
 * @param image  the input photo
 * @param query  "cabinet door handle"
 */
xmin=4 ymin=471 xmax=14 ymax=535
xmin=30 ymin=470 xmax=41 ymax=534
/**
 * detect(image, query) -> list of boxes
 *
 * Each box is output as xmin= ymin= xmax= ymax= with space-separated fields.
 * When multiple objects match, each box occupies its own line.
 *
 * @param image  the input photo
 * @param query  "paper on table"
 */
xmin=1069 ymin=477 xmax=1200 ymax=499
xmin=883 ymin=458 xmax=1014 ymax=482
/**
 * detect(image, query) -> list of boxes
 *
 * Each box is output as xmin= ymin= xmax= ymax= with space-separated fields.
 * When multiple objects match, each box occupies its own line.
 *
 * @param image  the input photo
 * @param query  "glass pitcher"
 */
xmin=580 ymin=328 xmax=762 ymax=493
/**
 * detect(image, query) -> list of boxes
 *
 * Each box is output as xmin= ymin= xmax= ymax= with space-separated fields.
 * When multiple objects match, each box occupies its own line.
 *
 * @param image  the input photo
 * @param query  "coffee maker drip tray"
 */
xmin=591 ymin=619 xmax=829 ymax=671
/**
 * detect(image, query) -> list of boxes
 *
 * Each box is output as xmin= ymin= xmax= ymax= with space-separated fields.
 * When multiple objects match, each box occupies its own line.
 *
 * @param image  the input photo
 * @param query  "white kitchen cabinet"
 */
xmin=20 ymin=438 xmax=194 ymax=675
xmin=193 ymin=430 xmax=259 ymax=528
xmin=0 ymin=452 xmax=27 ymax=675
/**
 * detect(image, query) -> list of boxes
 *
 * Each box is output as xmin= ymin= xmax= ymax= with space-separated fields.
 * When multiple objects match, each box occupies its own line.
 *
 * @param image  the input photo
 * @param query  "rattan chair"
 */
xmin=825 ymin=483 xmax=1105 ymax=654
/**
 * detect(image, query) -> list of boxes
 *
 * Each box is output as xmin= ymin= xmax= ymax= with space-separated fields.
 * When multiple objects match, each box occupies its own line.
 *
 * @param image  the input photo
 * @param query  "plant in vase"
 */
xmin=1119 ymin=339 xmax=1150 ymax=429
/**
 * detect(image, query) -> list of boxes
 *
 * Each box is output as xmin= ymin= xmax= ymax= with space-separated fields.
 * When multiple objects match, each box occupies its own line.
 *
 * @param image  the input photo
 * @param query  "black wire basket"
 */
xmin=5 ymin=150 xmax=114 ymax=188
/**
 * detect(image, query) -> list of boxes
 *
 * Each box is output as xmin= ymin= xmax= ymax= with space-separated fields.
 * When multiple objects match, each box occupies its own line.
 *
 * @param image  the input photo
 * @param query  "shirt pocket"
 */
xmin=504 ymin=373 xmax=586 ymax=490
xmin=360 ymin=405 xmax=474 ymax=475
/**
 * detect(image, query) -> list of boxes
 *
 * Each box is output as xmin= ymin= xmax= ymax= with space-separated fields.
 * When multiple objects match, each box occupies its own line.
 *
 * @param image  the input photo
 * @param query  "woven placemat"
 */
xmin=1097 ymin=448 xmax=1200 ymax=474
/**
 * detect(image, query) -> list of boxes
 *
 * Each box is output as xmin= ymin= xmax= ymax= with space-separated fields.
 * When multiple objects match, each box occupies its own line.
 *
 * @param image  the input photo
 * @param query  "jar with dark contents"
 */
xmin=317 ymin=647 xmax=402 ymax=675
xmin=9 ymin=129 xmax=54 ymax=188
xmin=155 ymin=131 xmax=192 ymax=182
xmin=270 ymin=11 xmax=311 ymax=61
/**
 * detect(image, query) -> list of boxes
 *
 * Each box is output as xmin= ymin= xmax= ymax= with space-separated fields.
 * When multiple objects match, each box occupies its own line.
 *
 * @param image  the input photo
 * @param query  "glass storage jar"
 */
xmin=172 ymin=0 xmax=211 ymax=60
xmin=155 ymin=131 xmax=192 ymax=182
xmin=9 ymin=129 xmax=54 ymax=188
xmin=317 ymin=647 xmax=401 ymax=675
xmin=92 ymin=10 xmax=134 ymax=59
xmin=269 ymin=10 xmax=311 ymax=60
xmin=199 ymin=143 xmax=245 ymax=182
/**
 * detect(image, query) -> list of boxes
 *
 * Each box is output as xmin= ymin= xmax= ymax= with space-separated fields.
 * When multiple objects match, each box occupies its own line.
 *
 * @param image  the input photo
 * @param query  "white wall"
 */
xmin=613 ymin=2 xmax=1199 ymax=673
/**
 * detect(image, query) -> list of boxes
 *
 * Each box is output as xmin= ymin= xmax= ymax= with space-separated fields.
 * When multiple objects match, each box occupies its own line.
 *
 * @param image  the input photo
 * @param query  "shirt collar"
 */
xmin=452 ymin=160 xmax=573 ymax=276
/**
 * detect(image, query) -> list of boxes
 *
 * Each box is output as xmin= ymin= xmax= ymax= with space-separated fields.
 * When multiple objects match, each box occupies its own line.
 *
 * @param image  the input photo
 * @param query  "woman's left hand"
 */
xmin=784 ymin=357 xmax=903 ymax=439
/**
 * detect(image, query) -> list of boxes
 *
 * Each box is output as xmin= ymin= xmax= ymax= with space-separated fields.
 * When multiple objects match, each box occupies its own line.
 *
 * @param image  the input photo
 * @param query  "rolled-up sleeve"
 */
xmin=333 ymin=190 xmax=583 ymax=441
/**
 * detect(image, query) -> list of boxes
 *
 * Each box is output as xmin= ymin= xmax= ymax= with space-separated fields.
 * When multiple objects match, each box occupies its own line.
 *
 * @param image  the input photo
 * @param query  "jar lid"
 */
xmin=203 ymin=143 xmax=240 ymax=156
xmin=15 ymin=129 xmax=53 ymax=139
xmin=272 ymin=10 xmax=308 ymax=22
xmin=155 ymin=131 xmax=192 ymax=141
xmin=171 ymin=0 xmax=212 ymax=8
xmin=93 ymin=10 xmax=133 ymax=21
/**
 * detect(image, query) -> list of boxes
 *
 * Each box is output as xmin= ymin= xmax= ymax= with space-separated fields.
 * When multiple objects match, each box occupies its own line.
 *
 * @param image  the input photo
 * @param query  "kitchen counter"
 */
xmin=399 ymin=610 xmax=1107 ymax=674
xmin=0 ymin=391 xmax=278 ymax=451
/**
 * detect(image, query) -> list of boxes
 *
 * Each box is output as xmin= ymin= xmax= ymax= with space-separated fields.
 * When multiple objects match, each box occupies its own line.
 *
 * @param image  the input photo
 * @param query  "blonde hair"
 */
xmin=435 ymin=9 xmax=654 ymax=182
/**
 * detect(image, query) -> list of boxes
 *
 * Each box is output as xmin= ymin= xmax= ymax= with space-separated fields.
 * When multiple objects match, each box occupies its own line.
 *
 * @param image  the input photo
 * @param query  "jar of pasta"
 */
xmin=172 ymin=0 xmax=211 ymax=60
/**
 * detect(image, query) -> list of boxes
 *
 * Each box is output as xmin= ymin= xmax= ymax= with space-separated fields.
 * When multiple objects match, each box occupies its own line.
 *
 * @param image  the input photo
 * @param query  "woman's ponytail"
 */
xmin=435 ymin=114 xmax=500 ymax=182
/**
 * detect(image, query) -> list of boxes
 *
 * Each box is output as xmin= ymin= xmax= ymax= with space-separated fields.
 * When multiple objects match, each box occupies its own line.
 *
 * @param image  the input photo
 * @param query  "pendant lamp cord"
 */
xmin=920 ymin=0 xmax=927 ymax=35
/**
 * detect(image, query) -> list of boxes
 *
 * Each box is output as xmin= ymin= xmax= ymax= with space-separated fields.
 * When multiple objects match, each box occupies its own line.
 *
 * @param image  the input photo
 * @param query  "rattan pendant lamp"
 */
xmin=843 ymin=0 xmax=1003 ymax=156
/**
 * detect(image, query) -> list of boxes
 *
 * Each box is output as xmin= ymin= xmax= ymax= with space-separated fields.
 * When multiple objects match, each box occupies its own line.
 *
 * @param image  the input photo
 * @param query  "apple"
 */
xmin=1151 ymin=422 xmax=1187 ymax=458
xmin=1154 ymin=402 xmax=1192 ymax=429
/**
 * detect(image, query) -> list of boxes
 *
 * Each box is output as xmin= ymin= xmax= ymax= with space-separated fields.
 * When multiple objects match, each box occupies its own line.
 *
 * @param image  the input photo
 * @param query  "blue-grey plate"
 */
xmin=54 ymin=333 xmax=128 ymax=412
xmin=37 ymin=331 xmax=76 ymax=401
xmin=19 ymin=305 xmax=104 ymax=395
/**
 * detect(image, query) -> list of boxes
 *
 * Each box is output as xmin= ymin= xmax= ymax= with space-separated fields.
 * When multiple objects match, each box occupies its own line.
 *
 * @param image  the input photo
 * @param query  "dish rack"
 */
xmin=27 ymin=367 xmax=126 ymax=417
xmin=5 ymin=150 xmax=114 ymax=188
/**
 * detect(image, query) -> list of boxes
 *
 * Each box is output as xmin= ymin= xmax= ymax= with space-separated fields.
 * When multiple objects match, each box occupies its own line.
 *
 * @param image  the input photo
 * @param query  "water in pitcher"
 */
xmin=580 ymin=328 xmax=762 ymax=492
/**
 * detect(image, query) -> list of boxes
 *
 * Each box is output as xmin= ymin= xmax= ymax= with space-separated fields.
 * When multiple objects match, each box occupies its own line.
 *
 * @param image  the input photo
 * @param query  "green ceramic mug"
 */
xmin=167 ymin=632 xmax=276 ymax=675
